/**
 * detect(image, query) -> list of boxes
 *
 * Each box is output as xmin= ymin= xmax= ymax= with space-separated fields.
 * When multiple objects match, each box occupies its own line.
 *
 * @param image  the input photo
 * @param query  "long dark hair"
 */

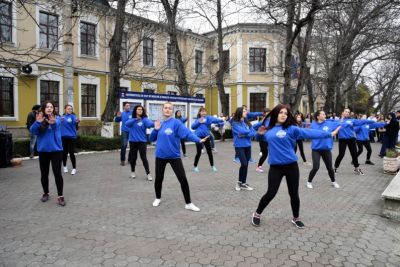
xmin=233 ymin=107 xmax=252 ymax=127
xmin=39 ymin=101 xmax=57 ymax=132
xmin=197 ymin=107 xmax=206 ymax=118
xmin=132 ymin=105 xmax=147 ymax=118
xmin=175 ymin=110 xmax=182 ymax=118
xmin=263 ymin=104 xmax=298 ymax=130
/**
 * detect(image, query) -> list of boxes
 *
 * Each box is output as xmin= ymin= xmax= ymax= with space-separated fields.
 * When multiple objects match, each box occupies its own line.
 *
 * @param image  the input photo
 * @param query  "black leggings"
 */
xmin=258 ymin=141 xmax=268 ymax=167
xmin=256 ymin=162 xmax=300 ymax=218
xmin=334 ymin=138 xmax=359 ymax=168
xmin=62 ymin=137 xmax=76 ymax=168
xmin=39 ymin=151 xmax=64 ymax=196
xmin=236 ymin=146 xmax=251 ymax=183
xmin=155 ymin=157 xmax=191 ymax=204
xmin=295 ymin=140 xmax=307 ymax=162
xmin=129 ymin=142 xmax=150 ymax=174
xmin=180 ymin=139 xmax=186 ymax=155
xmin=308 ymin=150 xmax=335 ymax=182
xmin=194 ymin=139 xmax=213 ymax=167
xmin=356 ymin=140 xmax=372 ymax=161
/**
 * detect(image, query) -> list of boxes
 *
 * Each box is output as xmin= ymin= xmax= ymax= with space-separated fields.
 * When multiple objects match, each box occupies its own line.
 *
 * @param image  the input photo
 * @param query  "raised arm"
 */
xmin=292 ymin=127 xmax=333 ymax=140
xmin=232 ymin=122 xmax=252 ymax=136
xmin=125 ymin=118 xmax=138 ymax=128
xmin=177 ymin=123 xmax=201 ymax=143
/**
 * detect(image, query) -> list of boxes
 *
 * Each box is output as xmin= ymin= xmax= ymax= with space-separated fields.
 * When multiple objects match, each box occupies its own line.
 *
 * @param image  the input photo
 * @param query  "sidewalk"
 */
xmin=0 ymin=141 xmax=399 ymax=266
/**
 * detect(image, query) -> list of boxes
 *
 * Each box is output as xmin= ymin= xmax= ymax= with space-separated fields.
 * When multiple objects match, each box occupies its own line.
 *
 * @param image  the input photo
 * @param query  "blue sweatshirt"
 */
xmin=191 ymin=116 xmax=224 ymax=138
xmin=247 ymin=112 xmax=263 ymax=121
xmin=177 ymin=117 xmax=187 ymax=124
xmin=253 ymin=119 xmax=270 ymax=141
xmin=337 ymin=119 xmax=375 ymax=139
xmin=114 ymin=110 xmax=132 ymax=133
xmin=262 ymin=125 xmax=332 ymax=165
xmin=125 ymin=117 xmax=154 ymax=142
xmin=355 ymin=122 xmax=387 ymax=141
xmin=30 ymin=117 xmax=63 ymax=152
xmin=150 ymin=118 xmax=201 ymax=159
xmin=310 ymin=120 xmax=341 ymax=151
xmin=232 ymin=120 xmax=256 ymax=147
xmin=61 ymin=114 xmax=78 ymax=139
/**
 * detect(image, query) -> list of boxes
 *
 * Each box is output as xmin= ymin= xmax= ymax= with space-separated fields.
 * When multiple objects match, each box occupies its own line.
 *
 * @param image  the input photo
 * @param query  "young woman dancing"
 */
xmin=149 ymin=102 xmax=208 ymax=211
xmin=61 ymin=104 xmax=79 ymax=175
xmin=125 ymin=105 xmax=154 ymax=180
xmin=251 ymin=104 xmax=339 ymax=228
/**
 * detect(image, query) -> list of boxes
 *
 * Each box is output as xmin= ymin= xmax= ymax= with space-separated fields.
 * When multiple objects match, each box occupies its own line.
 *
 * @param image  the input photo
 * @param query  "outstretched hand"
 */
xmin=116 ymin=111 xmax=122 ymax=117
xmin=154 ymin=120 xmax=161 ymax=130
xmin=36 ymin=112 xmax=44 ymax=123
xmin=47 ymin=114 xmax=56 ymax=124
xmin=258 ymin=125 xmax=267 ymax=135
xmin=331 ymin=126 xmax=341 ymax=137
xmin=200 ymin=135 xmax=209 ymax=143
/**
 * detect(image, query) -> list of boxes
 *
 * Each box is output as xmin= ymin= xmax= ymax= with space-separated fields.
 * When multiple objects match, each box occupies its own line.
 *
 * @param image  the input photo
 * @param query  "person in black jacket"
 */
xmin=26 ymin=105 xmax=41 ymax=158
xmin=379 ymin=112 xmax=400 ymax=157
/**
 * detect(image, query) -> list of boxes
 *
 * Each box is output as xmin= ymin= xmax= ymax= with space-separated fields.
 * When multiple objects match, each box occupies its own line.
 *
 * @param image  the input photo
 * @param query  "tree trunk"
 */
xmin=101 ymin=0 xmax=127 ymax=122
xmin=161 ymin=0 xmax=189 ymax=96
xmin=306 ymin=66 xmax=315 ymax=114
xmin=215 ymin=0 xmax=228 ymax=116
xmin=64 ymin=0 xmax=74 ymax=106
xmin=282 ymin=0 xmax=296 ymax=105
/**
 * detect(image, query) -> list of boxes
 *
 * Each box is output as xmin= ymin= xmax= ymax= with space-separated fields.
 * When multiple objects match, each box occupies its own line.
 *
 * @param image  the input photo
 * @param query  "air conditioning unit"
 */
xmin=20 ymin=64 xmax=39 ymax=77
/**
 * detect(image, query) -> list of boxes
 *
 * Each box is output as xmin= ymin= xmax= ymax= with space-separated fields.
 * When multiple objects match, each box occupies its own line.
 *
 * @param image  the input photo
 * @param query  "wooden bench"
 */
xmin=382 ymin=171 xmax=400 ymax=220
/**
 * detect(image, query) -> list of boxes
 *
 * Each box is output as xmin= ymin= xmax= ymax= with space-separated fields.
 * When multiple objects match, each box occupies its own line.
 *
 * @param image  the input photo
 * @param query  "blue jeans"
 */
xmin=120 ymin=131 xmax=129 ymax=162
xmin=235 ymin=146 xmax=251 ymax=183
xmin=30 ymin=134 xmax=37 ymax=156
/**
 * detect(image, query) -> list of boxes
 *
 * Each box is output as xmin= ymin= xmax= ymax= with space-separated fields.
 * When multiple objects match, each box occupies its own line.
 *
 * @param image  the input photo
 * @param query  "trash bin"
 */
xmin=0 ymin=130 xmax=13 ymax=168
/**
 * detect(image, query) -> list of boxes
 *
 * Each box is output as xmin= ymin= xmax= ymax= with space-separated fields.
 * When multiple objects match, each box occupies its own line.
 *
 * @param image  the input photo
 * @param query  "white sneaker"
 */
xmin=212 ymin=148 xmax=217 ymax=153
xmin=306 ymin=182 xmax=313 ymax=189
xmin=235 ymin=182 xmax=241 ymax=191
xmin=130 ymin=172 xmax=136 ymax=179
xmin=332 ymin=182 xmax=340 ymax=188
xmin=259 ymin=152 xmax=263 ymax=156
xmin=152 ymin=199 xmax=161 ymax=207
xmin=185 ymin=203 xmax=200 ymax=212
xmin=63 ymin=166 xmax=68 ymax=173
xmin=147 ymin=174 xmax=153 ymax=181
xmin=201 ymin=149 xmax=205 ymax=154
xmin=303 ymin=162 xmax=312 ymax=166
xmin=71 ymin=169 xmax=76 ymax=175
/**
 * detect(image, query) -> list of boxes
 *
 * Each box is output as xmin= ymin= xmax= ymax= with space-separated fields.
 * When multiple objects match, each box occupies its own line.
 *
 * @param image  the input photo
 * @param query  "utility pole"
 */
xmin=64 ymin=0 xmax=74 ymax=106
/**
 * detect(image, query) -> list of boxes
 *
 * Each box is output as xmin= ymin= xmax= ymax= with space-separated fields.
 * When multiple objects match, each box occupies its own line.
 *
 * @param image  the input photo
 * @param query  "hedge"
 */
xmin=12 ymin=129 xmax=233 ymax=158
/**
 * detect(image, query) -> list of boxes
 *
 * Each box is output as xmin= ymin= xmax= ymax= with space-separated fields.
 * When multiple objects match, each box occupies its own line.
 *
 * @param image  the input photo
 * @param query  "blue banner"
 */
xmin=120 ymin=91 xmax=205 ymax=103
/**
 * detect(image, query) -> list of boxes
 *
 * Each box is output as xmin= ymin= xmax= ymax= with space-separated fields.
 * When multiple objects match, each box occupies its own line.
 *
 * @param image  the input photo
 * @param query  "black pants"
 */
xmin=62 ymin=137 xmax=76 ymax=168
xmin=308 ymin=150 xmax=335 ymax=182
xmin=334 ymin=138 xmax=359 ymax=168
xmin=129 ymin=142 xmax=150 ymax=174
xmin=180 ymin=139 xmax=186 ymax=155
xmin=236 ymin=146 xmax=251 ymax=183
xmin=256 ymin=162 xmax=300 ymax=218
xmin=258 ymin=141 xmax=268 ymax=167
xmin=295 ymin=140 xmax=307 ymax=162
xmin=39 ymin=151 xmax=64 ymax=196
xmin=194 ymin=139 xmax=213 ymax=167
xmin=155 ymin=157 xmax=191 ymax=204
xmin=356 ymin=140 xmax=372 ymax=161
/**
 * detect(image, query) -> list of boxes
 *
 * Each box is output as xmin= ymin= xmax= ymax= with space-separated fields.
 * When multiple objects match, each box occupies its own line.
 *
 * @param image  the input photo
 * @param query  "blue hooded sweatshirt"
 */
xmin=61 ymin=113 xmax=78 ymax=139
xmin=355 ymin=122 xmax=387 ymax=141
xmin=191 ymin=115 xmax=224 ymax=138
xmin=232 ymin=120 xmax=256 ymax=147
xmin=337 ymin=119 xmax=375 ymax=139
xmin=310 ymin=120 xmax=341 ymax=151
xmin=261 ymin=125 xmax=332 ymax=165
xmin=177 ymin=117 xmax=187 ymax=124
xmin=125 ymin=117 xmax=154 ymax=142
xmin=150 ymin=118 xmax=201 ymax=159
xmin=30 ymin=117 xmax=63 ymax=152
xmin=114 ymin=110 xmax=132 ymax=133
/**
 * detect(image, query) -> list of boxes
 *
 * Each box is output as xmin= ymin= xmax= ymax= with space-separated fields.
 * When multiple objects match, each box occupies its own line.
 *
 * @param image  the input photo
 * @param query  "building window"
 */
xmin=167 ymin=91 xmax=177 ymax=95
xmin=143 ymin=88 xmax=155 ymax=94
xmin=39 ymin=11 xmax=58 ymax=49
xmin=121 ymin=32 xmax=128 ymax=62
xmin=81 ymin=84 xmax=97 ymax=117
xmin=250 ymin=92 xmax=266 ymax=112
xmin=195 ymin=50 xmax=203 ymax=74
xmin=80 ymin=22 xmax=96 ymax=56
xmin=195 ymin=93 xmax=204 ymax=98
xmin=167 ymin=43 xmax=175 ymax=69
xmin=0 ymin=1 xmax=12 ymax=43
xmin=222 ymin=50 xmax=230 ymax=73
xmin=40 ymin=80 xmax=59 ymax=112
xmin=249 ymin=48 xmax=266 ymax=72
xmin=0 ymin=76 xmax=13 ymax=116
xmin=143 ymin=38 xmax=154 ymax=66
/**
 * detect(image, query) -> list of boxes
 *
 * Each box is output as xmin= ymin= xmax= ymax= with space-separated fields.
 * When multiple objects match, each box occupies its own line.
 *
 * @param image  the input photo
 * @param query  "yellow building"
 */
xmin=0 ymin=0 xmax=287 ymax=137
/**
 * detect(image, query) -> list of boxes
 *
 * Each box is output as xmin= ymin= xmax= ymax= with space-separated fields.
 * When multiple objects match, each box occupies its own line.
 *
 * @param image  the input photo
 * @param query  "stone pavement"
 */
xmin=0 ymin=141 xmax=399 ymax=267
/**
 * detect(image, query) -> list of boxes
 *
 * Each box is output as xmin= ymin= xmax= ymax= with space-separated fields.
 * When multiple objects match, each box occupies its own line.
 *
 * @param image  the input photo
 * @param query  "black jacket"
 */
xmin=26 ymin=111 xmax=36 ymax=130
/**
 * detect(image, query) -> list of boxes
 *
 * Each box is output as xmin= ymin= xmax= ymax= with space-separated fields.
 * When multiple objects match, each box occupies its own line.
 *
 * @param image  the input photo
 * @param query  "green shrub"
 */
xmin=13 ymin=139 xmax=31 ymax=158
xmin=385 ymin=149 xmax=399 ymax=158
xmin=75 ymin=135 xmax=120 ymax=151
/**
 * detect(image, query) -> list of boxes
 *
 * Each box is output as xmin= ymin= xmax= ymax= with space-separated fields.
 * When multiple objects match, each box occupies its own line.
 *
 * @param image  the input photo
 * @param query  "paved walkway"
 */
xmin=0 ymin=141 xmax=399 ymax=267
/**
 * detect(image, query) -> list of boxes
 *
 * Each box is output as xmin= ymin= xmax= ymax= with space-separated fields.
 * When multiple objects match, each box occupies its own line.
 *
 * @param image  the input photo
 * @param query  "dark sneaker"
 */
xmin=41 ymin=193 xmax=49 ymax=202
xmin=120 ymin=161 xmax=125 ymax=166
xmin=58 ymin=196 xmax=66 ymax=206
xmin=251 ymin=213 xmax=261 ymax=227
xmin=354 ymin=168 xmax=365 ymax=175
xmin=291 ymin=219 xmax=305 ymax=229
xmin=334 ymin=168 xmax=338 ymax=173
xmin=240 ymin=183 xmax=254 ymax=191
xmin=365 ymin=160 xmax=375 ymax=165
